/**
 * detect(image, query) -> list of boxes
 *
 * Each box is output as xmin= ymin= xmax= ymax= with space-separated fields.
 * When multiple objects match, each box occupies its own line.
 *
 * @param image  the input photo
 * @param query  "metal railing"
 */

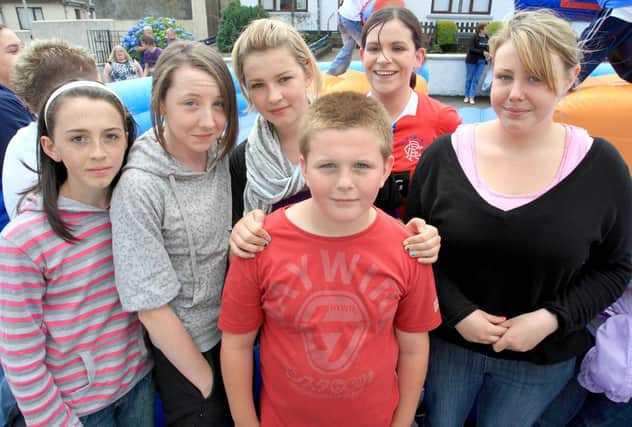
xmin=87 ymin=29 xmax=127 ymax=65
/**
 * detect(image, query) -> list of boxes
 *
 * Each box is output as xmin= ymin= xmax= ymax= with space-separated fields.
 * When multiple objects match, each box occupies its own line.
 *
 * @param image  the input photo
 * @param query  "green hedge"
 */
xmin=435 ymin=20 xmax=458 ymax=47
xmin=487 ymin=21 xmax=502 ymax=35
xmin=217 ymin=0 xmax=269 ymax=53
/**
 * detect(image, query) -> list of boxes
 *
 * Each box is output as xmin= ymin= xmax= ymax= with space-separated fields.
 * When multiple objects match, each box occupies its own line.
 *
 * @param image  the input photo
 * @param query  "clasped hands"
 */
xmin=454 ymin=308 xmax=559 ymax=353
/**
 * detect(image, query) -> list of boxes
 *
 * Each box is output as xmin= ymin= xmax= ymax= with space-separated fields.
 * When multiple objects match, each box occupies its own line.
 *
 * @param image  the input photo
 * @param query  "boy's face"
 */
xmin=300 ymin=127 xmax=393 ymax=228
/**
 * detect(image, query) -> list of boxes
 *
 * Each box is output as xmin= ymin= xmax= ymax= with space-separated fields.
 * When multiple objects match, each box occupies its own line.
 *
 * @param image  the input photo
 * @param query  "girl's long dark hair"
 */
xmin=361 ymin=6 xmax=424 ymax=89
xmin=25 ymin=82 xmax=136 ymax=242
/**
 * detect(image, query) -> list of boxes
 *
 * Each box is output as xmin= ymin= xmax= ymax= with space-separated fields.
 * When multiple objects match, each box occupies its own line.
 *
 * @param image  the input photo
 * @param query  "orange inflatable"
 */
xmin=321 ymin=70 xmax=428 ymax=96
xmin=554 ymin=74 xmax=632 ymax=171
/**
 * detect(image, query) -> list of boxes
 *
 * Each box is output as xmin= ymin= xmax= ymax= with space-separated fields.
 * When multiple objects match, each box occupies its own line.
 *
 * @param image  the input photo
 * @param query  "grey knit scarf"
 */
xmin=243 ymin=114 xmax=306 ymax=215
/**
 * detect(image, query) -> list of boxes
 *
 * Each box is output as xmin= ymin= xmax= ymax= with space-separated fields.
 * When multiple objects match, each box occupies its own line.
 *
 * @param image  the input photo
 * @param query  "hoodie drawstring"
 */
xmin=168 ymin=174 xmax=201 ymax=300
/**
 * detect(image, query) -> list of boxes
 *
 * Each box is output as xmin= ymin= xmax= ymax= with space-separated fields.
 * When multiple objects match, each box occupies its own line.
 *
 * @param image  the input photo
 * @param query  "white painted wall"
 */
xmin=31 ymin=19 xmax=113 ymax=50
xmin=240 ymin=0 xmax=516 ymax=31
xmin=109 ymin=0 xmax=212 ymax=40
xmin=0 ymin=2 xmax=88 ymax=31
xmin=240 ymin=0 xmax=338 ymax=31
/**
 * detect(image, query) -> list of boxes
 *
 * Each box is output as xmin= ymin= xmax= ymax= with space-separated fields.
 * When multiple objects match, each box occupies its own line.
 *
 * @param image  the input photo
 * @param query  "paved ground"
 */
xmin=435 ymin=95 xmax=491 ymax=110
xmin=319 ymin=47 xmax=491 ymax=110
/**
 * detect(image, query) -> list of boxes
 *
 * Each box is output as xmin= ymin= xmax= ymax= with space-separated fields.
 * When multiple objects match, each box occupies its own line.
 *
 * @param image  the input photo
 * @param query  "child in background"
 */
xmin=140 ymin=35 xmax=162 ymax=77
xmin=464 ymin=22 xmax=490 ymax=104
xmin=110 ymin=42 xmax=238 ymax=426
xmin=219 ymin=91 xmax=441 ymax=427
xmin=0 ymin=81 xmax=153 ymax=426
xmin=360 ymin=7 xmax=461 ymax=208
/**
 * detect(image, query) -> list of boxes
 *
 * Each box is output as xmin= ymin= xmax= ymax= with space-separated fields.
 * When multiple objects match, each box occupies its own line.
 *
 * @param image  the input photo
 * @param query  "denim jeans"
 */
xmin=535 ymin=372 xmax=587 ymax=427
xmin=536 ymin=358 xmax=632 ymax=427
xmin=80 ymin=373 xmax=154 ymax=427
xmin=0 ymin=367 xmax=19 ymax=427
xmin=570 ymin=393 xmax=632 ymax=427
xmin=327 ymin=13 xmax=363 ymax=76
xmin=424 ymin=336 xmax=575 ymax=427
xmin=464 ymin=60 xmax=486 ymax=99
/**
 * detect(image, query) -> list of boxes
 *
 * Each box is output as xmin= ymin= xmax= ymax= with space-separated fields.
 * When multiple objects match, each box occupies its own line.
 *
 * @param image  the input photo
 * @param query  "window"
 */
xmin=260 ymin=0 xmax=307 ymax=12
xmin=432 ymin=0 xmax=491 ymax=14
xmin=75 ymin=9 xmax=82 ymax=20
xmin=16 ymin=6 xmax=44 ymax=30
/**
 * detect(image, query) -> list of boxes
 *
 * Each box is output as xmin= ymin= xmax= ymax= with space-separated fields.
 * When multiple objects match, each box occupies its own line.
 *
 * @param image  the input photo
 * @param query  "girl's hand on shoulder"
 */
xmin=455 ymin=309 xmax=507 ymax=344
xmin=229 ymin=209 xmax=270 ymax=259
xmin=403 ymin=218 xmax=441 ymax=264
xmin=492 ymin=309 xmax=559 ymax=353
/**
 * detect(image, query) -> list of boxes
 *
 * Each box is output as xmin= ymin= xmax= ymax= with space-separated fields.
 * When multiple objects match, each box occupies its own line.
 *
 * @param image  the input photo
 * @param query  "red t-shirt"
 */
xmin=392 ymin=93 xmax=461 ymax=176
xmin=219 ymin=208 xmax=441 ymax=427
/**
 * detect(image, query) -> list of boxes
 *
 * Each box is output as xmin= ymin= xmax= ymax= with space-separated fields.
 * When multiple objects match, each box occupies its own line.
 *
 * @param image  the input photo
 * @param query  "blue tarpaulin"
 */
xmin=514 ymin=0 xmax=601 ymax=21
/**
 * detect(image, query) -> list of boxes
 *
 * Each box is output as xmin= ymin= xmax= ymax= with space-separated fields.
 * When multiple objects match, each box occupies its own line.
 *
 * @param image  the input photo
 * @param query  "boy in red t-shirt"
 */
xmin=219 ymin=91 xmax=441 ymax=427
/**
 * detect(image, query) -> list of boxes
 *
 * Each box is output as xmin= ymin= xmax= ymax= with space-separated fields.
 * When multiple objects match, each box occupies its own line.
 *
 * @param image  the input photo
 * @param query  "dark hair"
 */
xmin=140 ymin=35 xmax=155 ymax=46
xmin=150 ymin=41 xmax=238 ymax=161
xmin=27 ymin=82 xmax=136 ymax=242
xmin=476 ymin=22 xmax=488 ymax=33
xmin=361 ymin=6 xmax=424 ymax=89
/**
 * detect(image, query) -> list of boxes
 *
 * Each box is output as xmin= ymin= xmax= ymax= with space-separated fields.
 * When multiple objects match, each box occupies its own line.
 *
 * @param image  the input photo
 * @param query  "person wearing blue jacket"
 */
xmin=577 ymin=0 xmax=632 ymax=83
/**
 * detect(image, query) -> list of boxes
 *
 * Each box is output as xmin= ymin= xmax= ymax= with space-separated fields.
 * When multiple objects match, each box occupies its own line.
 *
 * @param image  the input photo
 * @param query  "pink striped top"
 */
xmin=0 ymin=196 xmax=152 ymax=426
xmin=453 ymin=124 xmax=592 ymax=211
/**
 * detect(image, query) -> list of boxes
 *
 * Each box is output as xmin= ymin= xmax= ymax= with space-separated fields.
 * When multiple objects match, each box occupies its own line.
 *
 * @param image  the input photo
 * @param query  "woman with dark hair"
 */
xmin=359 ymin=6 xmax=461 ymax=213
xmin=464 ymin=22 xmax=490 ymax=104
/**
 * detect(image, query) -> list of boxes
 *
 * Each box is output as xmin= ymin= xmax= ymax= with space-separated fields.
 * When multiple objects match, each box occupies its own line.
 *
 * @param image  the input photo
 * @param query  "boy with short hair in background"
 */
xmin=219 ymin=91 xmax=441 ymax=427
xmin=140 ymin=35 xmax=161 ymax=76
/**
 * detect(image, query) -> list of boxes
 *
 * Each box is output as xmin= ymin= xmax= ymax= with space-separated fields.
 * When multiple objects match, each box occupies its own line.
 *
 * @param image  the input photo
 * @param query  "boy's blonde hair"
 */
xmin=12 ymin=39 xmax=98 ymax=113
xmin=489 ymin=9 xmax=581 ymax=93
xmin=299 ymin=91 xmax=392 ymax=159
xmin=231 ymin=18 xmax=322 ymax=109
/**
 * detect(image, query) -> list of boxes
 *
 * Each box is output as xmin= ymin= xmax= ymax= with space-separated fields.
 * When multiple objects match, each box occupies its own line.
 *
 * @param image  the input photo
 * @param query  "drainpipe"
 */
xmin=317 ymin=0 xmax=321 ymax=32
xmin=21 ymin=0 xmax=29 ymax=28
xmin=61 ymin=0 xmax=68 ymax=19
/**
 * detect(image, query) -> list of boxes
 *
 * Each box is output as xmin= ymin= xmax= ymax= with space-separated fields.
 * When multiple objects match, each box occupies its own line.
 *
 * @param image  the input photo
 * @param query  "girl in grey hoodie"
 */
xmin=110 ymin=42 xmax=239 ymax=426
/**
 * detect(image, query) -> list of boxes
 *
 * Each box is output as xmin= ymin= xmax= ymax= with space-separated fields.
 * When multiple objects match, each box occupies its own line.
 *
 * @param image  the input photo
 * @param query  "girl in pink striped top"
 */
xmin=0 ymin=81 xmax=153 ymax=427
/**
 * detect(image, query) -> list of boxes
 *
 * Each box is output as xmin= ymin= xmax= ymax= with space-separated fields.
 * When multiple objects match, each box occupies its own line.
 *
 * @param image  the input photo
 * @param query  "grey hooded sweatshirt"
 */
xmin=111 ymin=130 xmax=231 ymax=352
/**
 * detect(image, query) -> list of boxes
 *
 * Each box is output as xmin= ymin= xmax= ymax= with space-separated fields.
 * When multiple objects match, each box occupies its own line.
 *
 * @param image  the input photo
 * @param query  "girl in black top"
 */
xmin=464 ymin=22 xmax=490 ymax=104
xmin=407 ymin=10 xmax=631 ymax=427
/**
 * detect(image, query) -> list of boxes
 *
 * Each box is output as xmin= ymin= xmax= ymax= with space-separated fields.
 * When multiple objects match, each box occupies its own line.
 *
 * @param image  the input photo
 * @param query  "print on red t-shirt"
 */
xmin=219 ymin=208 xmax=441 ymax=427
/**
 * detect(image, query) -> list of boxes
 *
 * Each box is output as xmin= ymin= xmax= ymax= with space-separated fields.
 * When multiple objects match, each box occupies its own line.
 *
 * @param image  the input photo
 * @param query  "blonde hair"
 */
xmin=299 ymin=91 xmax=392 ymax=159
xmin=108 ymin=44 xmax=131 ymax=63
xmin=489 ymin=9 xmax=581 ymax=93
xmin=12 ymin=39 xmax=98 ymax=113
xmin=231 ymin=18 xmax=322 ymax=108
xmin=150 ymin=42 xmax=238 ymax=161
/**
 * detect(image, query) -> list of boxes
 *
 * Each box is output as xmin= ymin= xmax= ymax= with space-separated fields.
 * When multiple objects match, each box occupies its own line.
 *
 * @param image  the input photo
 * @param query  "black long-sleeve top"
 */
xmin=465 ymin=33 xmax=489 ymax=64
xmin=405 ymin=134 xmax=632 ymax=364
